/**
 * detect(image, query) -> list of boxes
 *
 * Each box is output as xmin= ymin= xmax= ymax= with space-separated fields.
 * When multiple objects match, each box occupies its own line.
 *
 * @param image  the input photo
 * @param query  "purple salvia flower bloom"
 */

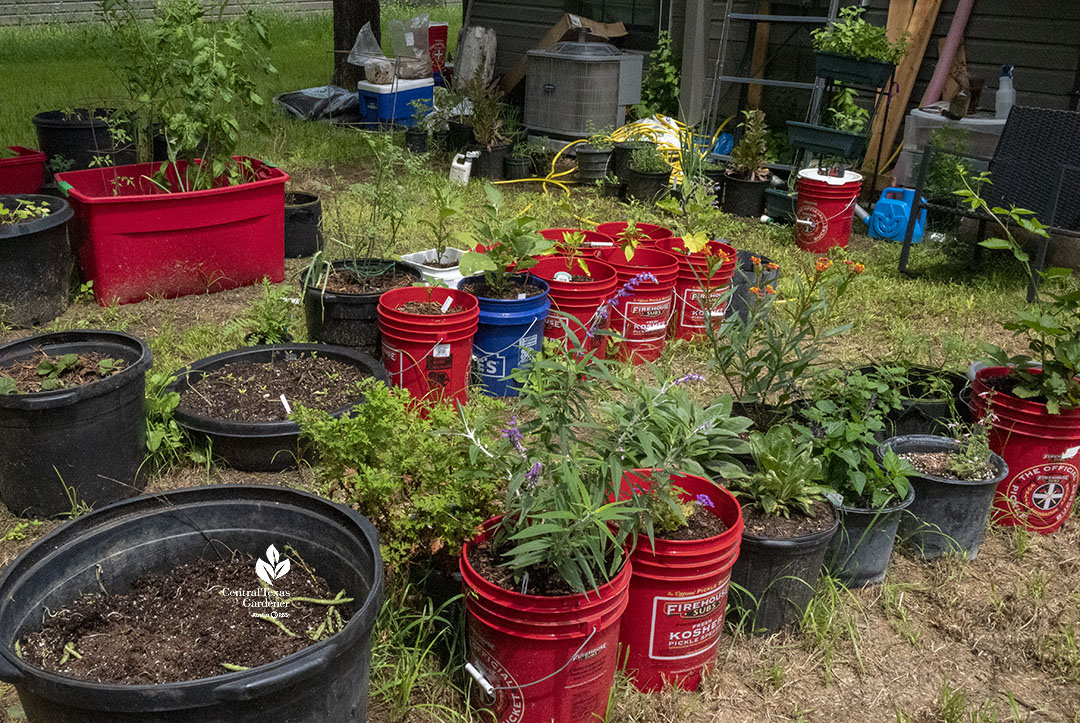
xmin=674 ymin=373 xmax=706 ymax=385
xmin=696 ymin=494 xmax=715 ymax=508
xmin=501 ymin=416 xmax=525 ymax=454
xmin=587 ymin=272 xmax=658 ymax=337
xmin=525 ymin=461 xmax=543 ymax=485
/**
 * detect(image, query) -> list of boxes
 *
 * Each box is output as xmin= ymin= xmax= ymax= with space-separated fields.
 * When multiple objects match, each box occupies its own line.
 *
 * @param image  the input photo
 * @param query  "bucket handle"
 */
xmin=466 ymin=624 xmax=597 ymax=702
xmin=211 ymin=643 xmax=337 ymax=701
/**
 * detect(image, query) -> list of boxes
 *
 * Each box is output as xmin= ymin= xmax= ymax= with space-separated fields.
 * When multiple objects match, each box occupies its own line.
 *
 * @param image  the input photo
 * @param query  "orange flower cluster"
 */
xmin=842 ymin=259 xmax=866 ymax=275
xmin=751 ymin=255 xmax=762 ymax=268
xmin=815 ymin=257 xmax=832 ymax=272
xmin=766 ymin=262 xmax=779 ymax=271
xmin=749 ymin=285 xmax=777 ymax=298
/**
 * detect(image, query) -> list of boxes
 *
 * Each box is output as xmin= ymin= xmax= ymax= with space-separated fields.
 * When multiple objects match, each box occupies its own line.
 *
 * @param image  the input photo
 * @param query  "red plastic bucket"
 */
xmin=377 ymin=286 xmax=478 ymax=406
xmin=0 ymin=146 xmax=46 ymax=194
xmin=528 ymin=255 xmax=618 ymax=356
xmin=596 ymin=247 xmax=678 ymax=363
xmin=594 ymin=222 xmax=673 ymax=245
xmin=539 ymin=227 xmax=617 ymax=249
xmin=461 ymin=518 xmax=631 ymax=723
xmin=794 ymin=169 xmax=862 ymax=253
xmin=428 ymin=22 xmax=449 ymax=73
xmin=656 ymin=238 xmax=738 ymax=341
xmin=971 ymin=367 xmax=1080 ymax=534
xmin=618 ymin=471 xmax=743 ymax=692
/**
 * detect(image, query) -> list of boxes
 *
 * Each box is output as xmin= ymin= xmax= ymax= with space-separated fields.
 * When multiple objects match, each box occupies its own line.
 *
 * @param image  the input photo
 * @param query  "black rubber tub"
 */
xmin=168 ymin=344 xmax=389 ymax=472
xmin=284 ymin=192 xmax=323 ymax=259
xmin=879 ymin=435 xmax=1008 ymax=560
xmin=625 ymin=167 xmax=672 ymax=204
xmin=0 ymin=485 xmax=383 ymax=722
xmin=825 ymin=485 xmax=915 ymax=588
xmin=729 ymin=512 xmax=839 ymax=635
xmin=302 ymin=259 xmax=422 ymax=358
xmin=0 ymin=330 xmax=151 ymax=518
xmin=0 ymin=194 xmax=73 ymax=327
xmin=721 ymin=175 xmax=769 ymax=217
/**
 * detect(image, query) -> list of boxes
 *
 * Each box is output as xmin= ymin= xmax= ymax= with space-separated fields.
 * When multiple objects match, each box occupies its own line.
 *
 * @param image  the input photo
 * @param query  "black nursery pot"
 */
xmin=447 ymin=118 xmax=473 ymax=150
xmin=889 ymin=366 xmax=969 ymax=437
xmin=625 ymin=166 xmax=672 ymax=204
xmin=729 ymin=514 xmax=839 ymax=636
xmin=0 ymin=484 xmax=384 ymax=723
xmin=612 ymin=140 xmax=652 ymax=184
xmin=467 ymin=142 xmax=511 ymax=181
xmin=504 ymin=155 xmax=532 ymax=180
xmin=576 ymin=146 xmax=613 ymax=182
xmin=826 ymin=485 xmax=915 ymax=588
xmin=404 ymin=127 xmax=428 ymax=153
xmin=721 ymin=175 xmax=769 ymax=217
xmin=167 ymin=344 xmax=389 ymax=472
xmin=302 ymin=259 xmax=422 ymax=359
xmin=0 ymin=194 xmax=73 ymax=328
xmin=879 ymin=435 xmax=1008 ymax=560
xmin=32 ymin=109 xmax=131 ymax=175
xmin=0 ymin=330 xmax=151 ymax=518
xmin=284 ymin=192 xmax=323 ymax=259
xmin=729 ymin=250 xmax=780 ymax=321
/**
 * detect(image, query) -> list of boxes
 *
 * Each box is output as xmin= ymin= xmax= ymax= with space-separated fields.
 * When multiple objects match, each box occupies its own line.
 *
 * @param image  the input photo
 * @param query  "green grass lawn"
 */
xmin=2 ymin=8 xmax=1078 ymax=723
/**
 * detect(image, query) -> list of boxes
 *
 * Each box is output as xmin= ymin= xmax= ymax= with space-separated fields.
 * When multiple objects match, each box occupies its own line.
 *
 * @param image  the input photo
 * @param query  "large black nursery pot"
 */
xmin=446 ymin=117 xmax=473 ymax=150
xmin=879 ymin=435 xmax=1008 ymax=560
xmin=32 ymin=109 xmax=130 ymax=176
xmin=888 ymin=367 xmax=969 ymax=437
xmin=729 ymin=250 xmax=780 ymax=321
xmin=404 ymin=126 xmax=428 ymax=153
xmin=0 ymin=485 xmax=384 ymax=722
xmin=284 ymin=192 xmax=323 ymax=259
xmin=729 ymin=512 xmax=839 ymax=636
xmin=0 ymin=194 xmax=73 ymax=327
xmin=576 ymin=145 xmax=613 ymax=181
xmin=168 ymin=344 xmax=389 ymax=472
xmin=722 ymin=174 xmax=769 ymax=218
xmin=302 ymin=259 xmax=422 ymax=359
xmin=467 ymin=142 xmax=511 ymax=181
xmin=625 ymin=166 xmax=672 ymax=203
xmin=825 ymin=485 xmax=915 ymax=588
xmin=0 ymin=330 xmax=151 ymax=518
xmin=612 ymin=140 xmax=653 ymax=184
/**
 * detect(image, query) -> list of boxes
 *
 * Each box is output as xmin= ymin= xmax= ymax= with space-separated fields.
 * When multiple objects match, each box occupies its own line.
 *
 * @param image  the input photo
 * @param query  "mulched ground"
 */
xmin=177 ymin=355 xmax=369 ymax=422
xmin=18 ymin=555 xmax=353 ymax=684
xmin=0 ymin=352 xmax=120 ymax=394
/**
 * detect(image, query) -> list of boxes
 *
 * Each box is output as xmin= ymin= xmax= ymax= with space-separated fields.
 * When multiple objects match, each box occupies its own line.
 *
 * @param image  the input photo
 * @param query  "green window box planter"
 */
xmin=814 ymin=51 xmax=895 ymax=89
xmin=787 ymin=121 xmax=869 ymax=159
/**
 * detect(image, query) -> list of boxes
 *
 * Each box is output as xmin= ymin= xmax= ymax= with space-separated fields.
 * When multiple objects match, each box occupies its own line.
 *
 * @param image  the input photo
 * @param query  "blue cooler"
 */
xmin=356 ymin=77 xmax=434 ymax=126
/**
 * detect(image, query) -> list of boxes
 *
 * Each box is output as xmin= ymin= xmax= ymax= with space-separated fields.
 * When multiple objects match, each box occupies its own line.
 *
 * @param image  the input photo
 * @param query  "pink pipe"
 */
xmin=921 ymin=0 xmax=977 ymax=106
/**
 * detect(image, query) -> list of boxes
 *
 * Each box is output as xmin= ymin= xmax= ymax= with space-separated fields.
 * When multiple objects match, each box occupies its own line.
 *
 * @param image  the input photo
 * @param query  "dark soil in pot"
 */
xmin=175 ymin=354 xmax=370 ymax=423
xmin=882 ymin=435 xmax=1007 ymax=560
xmin=0 ymin=330 xmax=151 ymax=518
xmin=303 ymin=259 xmax=422 ymax=357
xmin=467 ymin=539 xmax=611 ymax=597
xmin=459 ymin=276 xmax=546 ymax=300
xmin=19 ymin=555 xmax=353 ymax=684
xmin=0 ymin=350 xmax=125 ymax=393
xmin=729 ymin=500 xmax=838 ymax=635
xmin=284 ymin=192 xmax=323 ymax=259
xmin=722 ymin=175 xmax=769 ymax=217
xmin=653 ymin=508 xmax=728 ymax=541
xmin=169 ymin=344 xmax=388 ymax=472
xmin=0 ymin=194 xmax=73 ymax=328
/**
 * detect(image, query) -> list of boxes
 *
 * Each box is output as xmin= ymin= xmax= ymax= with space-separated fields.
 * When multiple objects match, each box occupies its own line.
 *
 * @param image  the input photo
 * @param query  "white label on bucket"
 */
xmin=553 ymin=271 xmax=573 ymax=282
xmin=440 ymin=297 xmax=453 ymax=313
xmin=433 ymin=343 xmax=451 ymax=358
xmin=517 ymin=292 xmax=527 ymax=300
xmin=279 ymin=394 xmax=292 ymax=414
xmin=648 ymin=582 xmax=729 ymax=661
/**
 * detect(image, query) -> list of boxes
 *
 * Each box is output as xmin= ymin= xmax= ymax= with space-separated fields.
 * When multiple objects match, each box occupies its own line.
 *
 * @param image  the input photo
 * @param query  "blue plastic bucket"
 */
xmin=458 ymin=277 xmax=550 ymax=397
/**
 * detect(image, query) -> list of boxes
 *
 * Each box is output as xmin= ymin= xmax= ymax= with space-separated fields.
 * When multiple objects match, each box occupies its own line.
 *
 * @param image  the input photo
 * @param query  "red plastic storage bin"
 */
xmin=56 ymin=157 xmax=287 ymax=306
xmin=0 ymin=147 xmax=46 ymax=194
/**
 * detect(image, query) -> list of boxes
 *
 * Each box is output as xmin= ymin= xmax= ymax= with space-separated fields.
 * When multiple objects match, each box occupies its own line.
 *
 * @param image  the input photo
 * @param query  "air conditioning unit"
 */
xmin=524 ymin=40 xmax=643 ymax=138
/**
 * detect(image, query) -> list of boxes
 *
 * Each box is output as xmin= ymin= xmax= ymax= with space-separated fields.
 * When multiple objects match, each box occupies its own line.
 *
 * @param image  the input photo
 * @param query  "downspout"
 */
xmin=921 ymin=0 xmax=976 ymax=106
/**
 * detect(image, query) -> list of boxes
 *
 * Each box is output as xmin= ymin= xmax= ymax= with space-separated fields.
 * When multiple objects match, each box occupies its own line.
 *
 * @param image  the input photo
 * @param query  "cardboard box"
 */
xmin=499 ymin=13 xmax=627 ymax=94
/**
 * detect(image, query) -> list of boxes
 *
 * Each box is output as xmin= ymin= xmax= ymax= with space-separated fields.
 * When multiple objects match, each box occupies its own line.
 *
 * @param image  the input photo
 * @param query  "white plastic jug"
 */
xmin=450 ymin=151 xmax=481 ymax=185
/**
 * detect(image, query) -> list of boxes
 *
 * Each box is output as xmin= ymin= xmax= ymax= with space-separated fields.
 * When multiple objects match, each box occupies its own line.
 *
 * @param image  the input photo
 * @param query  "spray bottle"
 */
xmin=996 ymin=65 xmax=1015 ymax=120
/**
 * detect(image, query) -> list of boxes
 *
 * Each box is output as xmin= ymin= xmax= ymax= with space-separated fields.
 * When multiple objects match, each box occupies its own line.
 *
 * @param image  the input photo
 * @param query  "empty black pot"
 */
xmin=302 ymin=259 xmax=422 ymax=358
xmin=0 ymin=484 xmax=383 ymax=722
xmin=168 ymin=344 xmax=389 ymax=472
xmin=825 ymin=485 xmax=915 ymax=587
xmin=729 ymin=512 xmax=839 ymax=636
xmin=0 ymin=330 xmax=151 ymax=518
xmin=284 ymin=192 xmax=323 ymax=259
xmin=0 ymin=194 xmax=73 ymax=327
xmin=879 ymin=435 xmax=1007 ymax=560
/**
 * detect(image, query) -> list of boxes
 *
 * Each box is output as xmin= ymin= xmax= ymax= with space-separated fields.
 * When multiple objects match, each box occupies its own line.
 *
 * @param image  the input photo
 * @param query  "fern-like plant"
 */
xmin=726 ymin=110 xmax=769 ymax=181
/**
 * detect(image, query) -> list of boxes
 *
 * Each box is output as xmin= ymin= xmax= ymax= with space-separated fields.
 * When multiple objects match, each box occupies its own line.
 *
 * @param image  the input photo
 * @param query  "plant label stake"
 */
xmin=440 ymin=297 xmax=453 ymax=313
xmin=280 ymin=394 xmax=292 ymax=414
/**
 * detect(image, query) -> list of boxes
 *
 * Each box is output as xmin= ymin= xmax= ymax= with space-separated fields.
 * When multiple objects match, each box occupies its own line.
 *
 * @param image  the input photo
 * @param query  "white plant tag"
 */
xmin=433 ymin=343 xmax=451 ymax=358
xmin=517 ymin=292 xmax=527 ymax=300
xmin=280 ymin=394 xmax=292 ymax=414
xmin=440 ymin=297 xmax=453 ymax=313
xmin=553 ymin=271 xmax=573 ymax=282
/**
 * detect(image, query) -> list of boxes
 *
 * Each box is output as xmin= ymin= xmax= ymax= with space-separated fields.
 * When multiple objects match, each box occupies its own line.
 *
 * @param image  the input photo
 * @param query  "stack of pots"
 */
xmin=594 ymin=222 xmax=674 ymax=246
xmin=971 ymin=366 xmax=1080 ymax=534
xmin=539 ymin=228 xmax=617 ymax=250
xmin=656 ymin=238 xmax=738 ymax=341
xmin=619 ymin=472 xmax=743 ymax=692
xmin=527 ymin=256 xmax=618 ymax=356
xmin=377 ymin=287 xmax=479 ymax=406
xmin=595 ymin=247 xmax=679 ymax=363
